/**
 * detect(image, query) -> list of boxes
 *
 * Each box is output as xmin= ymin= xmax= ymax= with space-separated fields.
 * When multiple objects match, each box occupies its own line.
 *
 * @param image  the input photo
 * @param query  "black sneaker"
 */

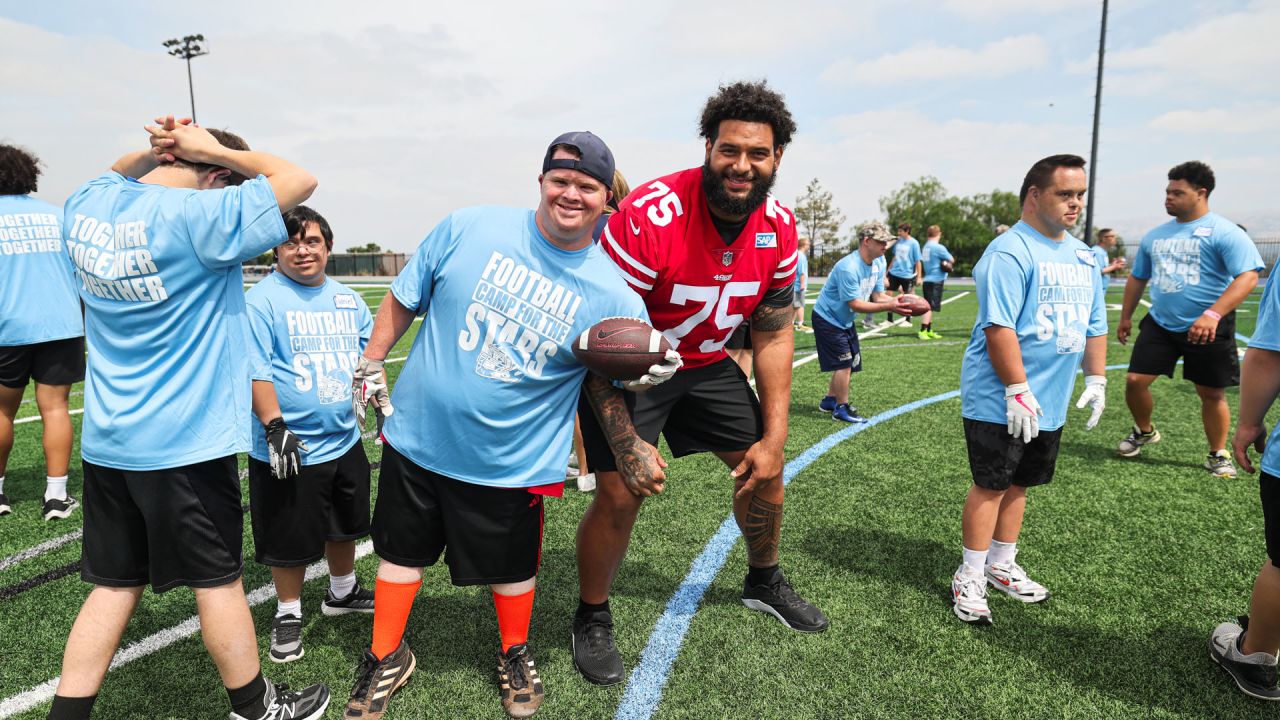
xmin=741 ymin=568 xmax=829 ymax=633
xmin=0 ymin=493 xmax=11 ymax=516
xmin=345 ymin=641 xmax=416 ymax=719
xmin=1210 ymin=619 xmax=1280 ymax=700
xmin=42 ymin=494 xmax=78 ymax=521
xmin=571 ymin=610 xmax=624 ymax=686
xmin=230 ymin=676 xmax=330 ymax=720
xmin=269 ymin=614 xmax=304 ymax=663
xmin=497 ymin=643 xmax=544 ymax=718
xmin=323 ymin=583 xmax=375 ymax=616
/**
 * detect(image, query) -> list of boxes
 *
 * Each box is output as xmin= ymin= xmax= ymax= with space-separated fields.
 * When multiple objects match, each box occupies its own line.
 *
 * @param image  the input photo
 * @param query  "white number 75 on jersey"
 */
xmin=664 ymin=282 xmax=760 ymax=353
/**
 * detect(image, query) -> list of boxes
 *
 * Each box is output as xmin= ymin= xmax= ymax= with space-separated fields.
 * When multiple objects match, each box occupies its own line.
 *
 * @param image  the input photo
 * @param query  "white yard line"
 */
xmin=857 ymin=291 xmax=970 ymax=340
xmin=0 ymin=531 xmax=82 ymax=573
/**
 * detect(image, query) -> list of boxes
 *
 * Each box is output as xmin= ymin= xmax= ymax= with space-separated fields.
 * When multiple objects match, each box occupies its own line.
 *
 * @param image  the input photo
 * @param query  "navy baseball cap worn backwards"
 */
xmin=543 ymin=131 xmax=615 ymax=189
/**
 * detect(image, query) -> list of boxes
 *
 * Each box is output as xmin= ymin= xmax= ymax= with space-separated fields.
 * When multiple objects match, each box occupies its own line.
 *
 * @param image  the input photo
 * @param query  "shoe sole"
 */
xmin=740 ymin=598 xmax=829 ymax=633
xmin=43 ymin=508 xmax=77 ymax=521
xmin=269 ymin=646 xmax=304 ymax=663
xmin=322 ymin=603 xmax=375 ymax=616
xmin=985 ymin=579 xmax=1049 ymax=603
xmin=571 ymin=631 xmax=625 ymax=686
xmin=1209 ymin=644 xmax=1280 ymax=701
xmin=1206 ymin=465 xmax=1237 ymax=478
xmin=297 ymin=693 xmax=331 ymax=720
xmin=0 ymin=508 xmax=10 ymax=516
xmin=951 ymin=602 xmax=993 ymax=625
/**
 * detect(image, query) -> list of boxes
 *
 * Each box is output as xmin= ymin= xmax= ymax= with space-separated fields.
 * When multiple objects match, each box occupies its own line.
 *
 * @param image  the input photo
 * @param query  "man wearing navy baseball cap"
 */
xmin=343 ymin=132 xmax=677 ymax=719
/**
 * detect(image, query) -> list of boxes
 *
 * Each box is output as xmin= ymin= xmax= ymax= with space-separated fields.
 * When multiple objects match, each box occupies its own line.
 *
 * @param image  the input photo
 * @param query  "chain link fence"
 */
xmin=324 ymin=253 xmax=408 ymax=276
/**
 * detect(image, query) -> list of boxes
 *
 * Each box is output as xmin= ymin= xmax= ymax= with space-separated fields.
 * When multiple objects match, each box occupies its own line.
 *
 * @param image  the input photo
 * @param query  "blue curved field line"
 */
xmin=615 ymin=362 xmax=1135 ymax=720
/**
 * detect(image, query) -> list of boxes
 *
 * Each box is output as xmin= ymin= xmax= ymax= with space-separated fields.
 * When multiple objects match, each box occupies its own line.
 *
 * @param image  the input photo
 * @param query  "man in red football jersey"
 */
xmin=574 ymin=80 xmax=828 ymax=687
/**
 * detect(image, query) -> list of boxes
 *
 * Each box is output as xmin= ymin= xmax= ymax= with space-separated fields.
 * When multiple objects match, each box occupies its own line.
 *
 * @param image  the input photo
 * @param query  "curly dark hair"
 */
xmin=1168 ymin=161 xmax=1215 ymax=196
xmin=699 ymin=80 xmax=796 ymax=149
xmin=0 ymin=144 xmax=41 ymax=195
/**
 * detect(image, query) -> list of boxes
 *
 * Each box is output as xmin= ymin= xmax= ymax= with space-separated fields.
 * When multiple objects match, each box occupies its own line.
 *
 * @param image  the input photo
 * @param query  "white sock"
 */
xmin=276 ymin=598 xmax=302 ymax=619
xmin=988 ymin=540 xmax=1017 ymax=567
xmin=45 ymin=476 xmax=68 ymax=501
xmin=961 ymin=546 xmax=988 ymax=574
xmin=0 ymin=476 xmax=6 ymax=494
xmin=330 ymin=572 xmax=357 ymax=599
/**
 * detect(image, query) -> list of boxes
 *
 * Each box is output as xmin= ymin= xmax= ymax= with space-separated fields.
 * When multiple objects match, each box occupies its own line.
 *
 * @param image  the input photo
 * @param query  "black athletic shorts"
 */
xmin=812 ymin=311 xmax=863 ymax=373
xmin=81 ymin=455 xmax=243 ymax=593
xmin=1261 ymin=472 xmax=1280 ymax=564
xmin=922 ymin=282 xmax=944 ymax=311
xmin=0 ymin=336 xmax=85 ymax=389
xmin=887 ymin=275 xmax=915 ymax=294
xmin=725 ymin=320 xmax=752 ymax=350
xmin=371 ymin=442 xmax=544 ymax=586
xmin=578 ymin=356 xmax=763 ymax=472
xmin=963 ymin=418 xmax=1062 ymax=491
xmin=1127 ymin=312 xmax=1240 ymax=388
xmin=249 ymin=441 xmax=371 ymax=567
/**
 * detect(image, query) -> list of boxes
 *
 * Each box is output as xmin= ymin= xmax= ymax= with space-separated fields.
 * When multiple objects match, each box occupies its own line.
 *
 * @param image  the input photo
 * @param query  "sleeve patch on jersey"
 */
xmin=334 ymin=293 xmax=358 ymax=309
xmin=755 ymin=232 xmax=777 ymax=248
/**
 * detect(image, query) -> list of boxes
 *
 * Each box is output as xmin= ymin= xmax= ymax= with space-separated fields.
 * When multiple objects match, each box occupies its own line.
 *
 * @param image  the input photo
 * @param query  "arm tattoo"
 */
xmin=741 ymin=495 xmax=782 ymax=564
xmin=750 ymin=303 xmax=794 ymax=332
xmin=583 ymin=374 xmax=634 ymax=449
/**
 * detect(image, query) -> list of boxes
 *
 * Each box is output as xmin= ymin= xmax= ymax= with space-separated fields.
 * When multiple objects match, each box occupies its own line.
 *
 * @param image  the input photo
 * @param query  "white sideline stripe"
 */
xmin=0 ymin=530 xmax=82 ymax=572
xmin=1140 ymin=298 xmax=1152 ymax=308
xmin=0 ymin=541 xmax=374 ymax=719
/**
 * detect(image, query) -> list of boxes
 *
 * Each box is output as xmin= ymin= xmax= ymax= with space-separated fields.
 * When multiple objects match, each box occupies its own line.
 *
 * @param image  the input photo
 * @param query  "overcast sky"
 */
xmin=2 ymin=0 xmax=1277 ymax=252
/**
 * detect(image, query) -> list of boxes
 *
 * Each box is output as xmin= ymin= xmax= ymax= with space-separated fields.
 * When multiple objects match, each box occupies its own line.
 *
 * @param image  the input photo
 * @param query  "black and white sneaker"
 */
xmin=741 ymin=568 xmax=829 ymax=633
xmin=571 ymin=610 xmax=624 ymax=686
xmin=269 ymin=614 xmax=304 ymax=663
xmin=0 ymin=493 xmax=11 ymax=516
xmin=322 ymin=583 xmax=375 ymax=616
xmin=42 ymin=495 xmax=78 ymax=521
xmin=229 ymin=676 xmax=330 ymax=720
xmin=1210 ymin=618 xmax=1280 ymax=700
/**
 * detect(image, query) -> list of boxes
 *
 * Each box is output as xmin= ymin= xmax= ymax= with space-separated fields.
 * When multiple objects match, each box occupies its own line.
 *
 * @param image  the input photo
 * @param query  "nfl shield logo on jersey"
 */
xmin=721 ymin=250 xmax=734 ymax=267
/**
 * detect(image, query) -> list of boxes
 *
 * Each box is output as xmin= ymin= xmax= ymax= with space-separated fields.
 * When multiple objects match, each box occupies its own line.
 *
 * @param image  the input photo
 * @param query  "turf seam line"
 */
xmin=0 ymin=561 xmax=80 ymax=601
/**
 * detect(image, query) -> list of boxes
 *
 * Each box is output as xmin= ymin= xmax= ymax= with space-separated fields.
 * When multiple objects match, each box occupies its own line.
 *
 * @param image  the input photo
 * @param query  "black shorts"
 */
xmin=963 ymin=418 xmax=1062 ymax=491
xmin=812 ymin=311 xmax=863 ymax=373
xmin=0 ymin=336 xmax=85 ymax=388
xmin=578 ymin=357 xmax=763 ymax=472
xmin=371 ymin=442 xmax=544 ymax=586
xmin=887 ymin=275 xmax=915 ymax=294
xmin=81 ymin=456 xmax=243 ymax=593
xmin=922 ymin=282 xmax=944 ymax=311
xmin=1127 ymin=313 xmax=1240 ymax=388
xmin=725 ymin=321 xmax=752 ymax=350
xmin=1261 ymin=472 xmax=1280 ymax=564
xmin=249 ymin=441 xmax=371 ymax=567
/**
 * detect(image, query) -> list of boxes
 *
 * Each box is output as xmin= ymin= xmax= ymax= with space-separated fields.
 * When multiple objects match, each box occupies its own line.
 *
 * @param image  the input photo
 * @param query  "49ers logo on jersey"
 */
xmin=721 ymin=250 xmax=734 ymax=267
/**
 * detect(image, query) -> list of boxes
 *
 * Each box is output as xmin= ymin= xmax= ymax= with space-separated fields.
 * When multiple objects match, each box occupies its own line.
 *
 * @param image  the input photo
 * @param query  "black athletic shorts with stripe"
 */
xmin=886 ymin=275 xmax=915 ymax=294
xmin=0 ymin=336 xmax=85 ymax=388
xmin=963 ymin=418 xmax=1062 ymax=491
xmin=578 ymin=356 xmax=763 ymax=472
xmin=922 ymin=282 xmax=945 ymax=311
xmin=1127 ymin=312 xmax=1239 ymax=388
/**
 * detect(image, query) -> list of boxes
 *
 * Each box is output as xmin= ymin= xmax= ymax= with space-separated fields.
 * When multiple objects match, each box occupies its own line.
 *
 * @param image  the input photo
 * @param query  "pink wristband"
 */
xmin=1203 ymin=309 xmax=1222 ymax=321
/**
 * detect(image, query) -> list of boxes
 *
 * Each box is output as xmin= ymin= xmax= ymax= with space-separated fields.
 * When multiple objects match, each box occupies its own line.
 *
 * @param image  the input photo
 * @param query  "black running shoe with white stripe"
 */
xmin=323 ymin=583 xmax=375 ymax=616
xmin=230 ymin=676 xmax=330 ymax=720
xmin=42 ymin=494 xmax=78 ymax=521
xmin=0 ymin=493 xmax=11 ymax=516
xmin=741 ymin=568 xmax=829 ymax=633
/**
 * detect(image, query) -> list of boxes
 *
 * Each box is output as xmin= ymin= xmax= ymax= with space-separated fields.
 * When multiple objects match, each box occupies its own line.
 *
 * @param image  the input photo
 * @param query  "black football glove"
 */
xmin=264 ymin=417 xmax=308 ymax=480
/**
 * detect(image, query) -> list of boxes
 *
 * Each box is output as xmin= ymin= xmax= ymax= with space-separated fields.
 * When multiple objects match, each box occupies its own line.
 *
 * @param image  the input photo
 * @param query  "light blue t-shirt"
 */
xmin=1131 ymin=212 xmax=1262 ymax=332
xmin=0 ymin=195 xmax=83 ymax=346
xmin=961 ymin=221 xmax=1108 ymax=431
xmin=1249 ymin=279 xmax=1280 ymax=476
xmin=922 ymin=239 xmax=954 ymax=283
xmin=246 ymin=273 xmax=373 ymax=465
xmin=794 ymin=251 xmax=809 ymax=291
xmin=1092 ymin=245 xmax=1112 ymax=290
xmin=383 ymin=206 xmax=647 ymax=489
xmin=813 ymin=252 xmax=886 ymax=329
xmin=889 ymin=236 xmax=920 ymax=279
xmin=63 ymin=172 xmax=286 ymax=470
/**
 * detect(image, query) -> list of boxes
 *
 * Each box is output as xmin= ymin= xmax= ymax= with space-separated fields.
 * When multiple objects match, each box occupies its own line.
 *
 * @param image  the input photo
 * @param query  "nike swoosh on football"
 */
xmin=596 ymin=328 xmax=636 ymax=340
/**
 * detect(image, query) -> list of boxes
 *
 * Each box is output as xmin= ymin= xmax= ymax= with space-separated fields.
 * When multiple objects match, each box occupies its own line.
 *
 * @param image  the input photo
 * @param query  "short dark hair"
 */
xmin=173 ymin=128 xmax=251 ymax=186
xmin=281 ymin=205 xmax=334 ymax=251
xmin=1097 ymin=227 xmax=1114 ymax=238
xmin=699 ymin=80 xmax=796 ymax=149
xmin=0 ymin=144 xmax=41 ymax=195
xmin=897 ymin=223 xmax=911 ymax=234
xmin=1168 ymin=161 xmax=1215 ymax=197
xmin=1019 ymin=154 xmax=1086 ymax=204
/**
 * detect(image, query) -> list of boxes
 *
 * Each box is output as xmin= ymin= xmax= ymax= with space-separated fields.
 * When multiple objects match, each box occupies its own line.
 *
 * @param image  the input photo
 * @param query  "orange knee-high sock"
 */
xmin=372 ymin=578 xmax=421 ymax=660
xmin=493 ymin=587 xmax=536 ymax=653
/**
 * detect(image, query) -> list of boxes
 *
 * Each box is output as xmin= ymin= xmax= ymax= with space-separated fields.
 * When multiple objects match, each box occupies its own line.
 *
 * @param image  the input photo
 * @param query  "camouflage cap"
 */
xmin=857 ymin=220 xmax=894 ymax=243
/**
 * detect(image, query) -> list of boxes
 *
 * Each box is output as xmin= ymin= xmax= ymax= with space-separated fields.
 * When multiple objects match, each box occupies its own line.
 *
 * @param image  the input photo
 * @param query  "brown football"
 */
xmin=897 ymin=294 xmax=931 ymax=316
xmin=573 ymin=317 xmax=673 ymax=381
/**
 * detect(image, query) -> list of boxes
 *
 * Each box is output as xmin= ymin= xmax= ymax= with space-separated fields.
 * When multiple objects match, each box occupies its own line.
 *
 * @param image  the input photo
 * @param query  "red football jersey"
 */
xmin=600 ymin=167 xmax=798 ymax=369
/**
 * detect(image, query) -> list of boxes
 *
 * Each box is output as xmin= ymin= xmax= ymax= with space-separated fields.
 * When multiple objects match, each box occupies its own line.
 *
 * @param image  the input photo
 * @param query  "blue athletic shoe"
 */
xmin=819 ymin=395 xmax=837 ymax=413
xmin=832 ymin=403 xmax=867 ymax=423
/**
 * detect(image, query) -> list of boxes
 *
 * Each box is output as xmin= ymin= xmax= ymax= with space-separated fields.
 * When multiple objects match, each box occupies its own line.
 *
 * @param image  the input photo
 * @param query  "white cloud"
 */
xmin=1149 ymin=105 xmax=1280 ymax=134
xmin=941 ymin=0 xmax=1094 ymax=17
xmin=820 ymin=35 xmax=1048 ymax=86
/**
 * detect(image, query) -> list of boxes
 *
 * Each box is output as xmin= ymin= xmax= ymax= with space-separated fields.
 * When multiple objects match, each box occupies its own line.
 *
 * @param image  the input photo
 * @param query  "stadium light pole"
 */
xmin=1084 ymin=0 xmax=1108 ymax=245
xmin=163 ymin=34 xmax=209 ymax=124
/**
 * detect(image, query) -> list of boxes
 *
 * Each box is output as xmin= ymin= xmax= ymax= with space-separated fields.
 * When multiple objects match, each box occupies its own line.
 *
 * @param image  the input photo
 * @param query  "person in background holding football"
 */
xmin=812 ymin=221 xmax=911 ymax=423
xmin=244 ymin=205 xmax=376 ymax=665
xmin=951 ymin=154 xmax=1108 ymax=626
xmin=0 ymin=144 xmax=84 ymax=521
xmin=918 ymin=224 xmax=954 ymax=340
xmin=1091 ymin=227 xmax=1126 ymax=292
xmin=1116 ymin=161 xmax=1261 ymax=478
xmin=51 ymin=117 xmax=330 ymax=720
xmin=883 ymin=222 xmax=921 ymax=325
xmin=343 ymin=131 xmax=677 ymax=720
xmin=574 ymin=80 xmax=828 ymax=689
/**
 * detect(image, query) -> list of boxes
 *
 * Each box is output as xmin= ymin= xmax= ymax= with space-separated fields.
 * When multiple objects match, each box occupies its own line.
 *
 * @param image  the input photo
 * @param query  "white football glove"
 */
xmin=1004 ymin=382 xmax=1043 ymax=444
xmin=1074 ymin=375 xmax=1107 ymax=430
xmin=352 ymin=356 xmax=394 ymax=425
xmin=624 ymin=349 xmax=683 ymax=391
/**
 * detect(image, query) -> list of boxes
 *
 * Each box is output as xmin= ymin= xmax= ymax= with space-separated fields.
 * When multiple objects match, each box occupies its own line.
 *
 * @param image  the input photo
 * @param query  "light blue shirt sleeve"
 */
xmin=390 ymin=214 xmax=453 ymax=315
xmin=1217 ymin=224 xmax=1265 ymax=278
xmin=1130 ymin=236 xmax=1152 ymax=280
xmin=247 ymin=297 xmax=275 ymax=382
xmin=1088 ymin=266 xmax=1108 ymax=336
xmin=974 ymin=251 xmax=1026 ymax=330
xmin=184 ymin=175 xmax=287 ymax=269
xmin=1250 ymin=279 xmax=1280 ymax=475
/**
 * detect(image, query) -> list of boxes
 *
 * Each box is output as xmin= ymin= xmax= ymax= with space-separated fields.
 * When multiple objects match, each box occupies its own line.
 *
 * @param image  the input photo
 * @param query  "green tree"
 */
xmin=346 ymin=242 xmax=383 ymax=253
xmin=880 ymin=178 xmax=1024 ymax=275
xmin=794 ymin=178 xmax=845 ymax=270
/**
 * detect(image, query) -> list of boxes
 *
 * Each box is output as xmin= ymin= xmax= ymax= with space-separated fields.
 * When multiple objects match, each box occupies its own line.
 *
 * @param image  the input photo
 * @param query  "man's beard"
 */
xmin=701 ymin=159 xmax=776 ymax=218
